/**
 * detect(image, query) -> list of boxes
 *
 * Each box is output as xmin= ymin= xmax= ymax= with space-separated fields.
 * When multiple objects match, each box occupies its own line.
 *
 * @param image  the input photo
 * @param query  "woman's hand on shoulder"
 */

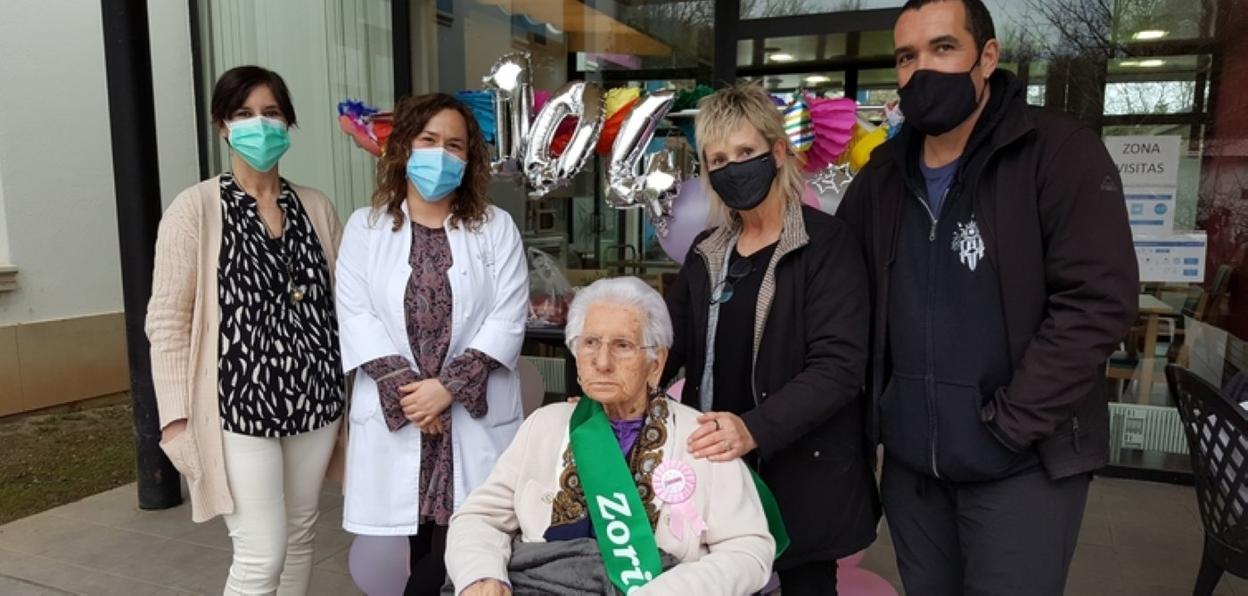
xmin=687 ymin=412 xmax=756 ymax=461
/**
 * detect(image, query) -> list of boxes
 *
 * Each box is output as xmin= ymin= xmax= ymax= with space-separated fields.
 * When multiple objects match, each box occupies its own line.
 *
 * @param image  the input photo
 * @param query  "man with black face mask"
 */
xmin=837 ymin=1 xmax=1138 ymax=594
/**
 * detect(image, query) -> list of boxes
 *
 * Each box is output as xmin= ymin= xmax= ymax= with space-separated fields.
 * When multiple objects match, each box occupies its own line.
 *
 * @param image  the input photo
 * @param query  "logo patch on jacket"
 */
xmin=952 ymin=220 xmax=986 ymax=271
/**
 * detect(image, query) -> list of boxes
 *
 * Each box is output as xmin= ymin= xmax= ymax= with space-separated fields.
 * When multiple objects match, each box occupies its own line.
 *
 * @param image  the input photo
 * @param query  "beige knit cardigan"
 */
xmin=145 ymin=176 xmax=343 ymax=523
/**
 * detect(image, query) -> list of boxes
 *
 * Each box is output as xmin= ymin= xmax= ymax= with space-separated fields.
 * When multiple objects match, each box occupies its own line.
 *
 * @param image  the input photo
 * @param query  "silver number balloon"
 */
xmin=605 ymin=90 xmax=677 ymax=209
xmin=482 ymin=52 xmax=534 ymax=176
xmin=522 ymin=81 xmax=604 ymax=198
xmin=602 ymin=90 xmax=679 ymax=234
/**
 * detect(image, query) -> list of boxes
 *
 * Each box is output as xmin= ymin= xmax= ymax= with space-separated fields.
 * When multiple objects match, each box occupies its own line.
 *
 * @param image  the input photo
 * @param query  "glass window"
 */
xmin=1104 ymin=55 xmax=1207 ymax=115
xmin=740 ymin=0 xmax=906 ymax=19
xmin=195 ymin=0 xmax=394 ymax=218
xmin=736 ymin=34 xmax=849 ymax=67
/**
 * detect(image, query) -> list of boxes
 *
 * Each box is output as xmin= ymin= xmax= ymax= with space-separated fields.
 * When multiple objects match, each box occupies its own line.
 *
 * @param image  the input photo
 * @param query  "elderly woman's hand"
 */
xmin=688 ymin=412 xmax=757 ymax=461
xmin=461 ymin=579 xmax=511 ymax=596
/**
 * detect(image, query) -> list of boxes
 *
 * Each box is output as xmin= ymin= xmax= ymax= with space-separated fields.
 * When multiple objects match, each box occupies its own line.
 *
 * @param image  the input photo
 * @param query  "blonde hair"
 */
xmin=694 ymin=82 xmax=805 ymax=228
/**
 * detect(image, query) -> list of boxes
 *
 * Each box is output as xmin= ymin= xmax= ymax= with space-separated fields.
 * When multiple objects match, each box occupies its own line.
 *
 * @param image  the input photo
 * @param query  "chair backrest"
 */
xmin=517 ymin=357 xmax=547 ymax=417
xmin=1183 ymin=287 xmax=1205 ymax=319
xmin=1167 ymin=364 xmax=1248 ymax=552
xmin=1228 ymin=334 xmax=1248 ymax=388
xmin=1204 ymin=264 xmax=1235 ymax=326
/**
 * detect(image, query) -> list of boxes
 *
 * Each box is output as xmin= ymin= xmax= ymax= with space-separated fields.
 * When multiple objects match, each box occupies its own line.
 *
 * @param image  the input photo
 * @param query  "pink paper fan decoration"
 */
xmin=805 ymin=94 xmax=857 ymax=173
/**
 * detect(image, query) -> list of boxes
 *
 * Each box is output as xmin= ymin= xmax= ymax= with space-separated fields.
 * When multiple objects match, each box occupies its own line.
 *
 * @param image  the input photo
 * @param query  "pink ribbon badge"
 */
xmin=653 ymin=460 xmax=708 ymax=541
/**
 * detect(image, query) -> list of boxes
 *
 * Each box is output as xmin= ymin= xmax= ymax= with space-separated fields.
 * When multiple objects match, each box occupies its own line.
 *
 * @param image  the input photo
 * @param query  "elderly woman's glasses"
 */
xmin=710 ymin=259 xmax=755 ymax=304
xmin=571 ymin=335 xmax=652 ymax=361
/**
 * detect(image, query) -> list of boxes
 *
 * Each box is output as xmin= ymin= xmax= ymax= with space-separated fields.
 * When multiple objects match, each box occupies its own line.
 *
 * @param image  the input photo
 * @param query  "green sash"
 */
xmin=569 ymin=398 xmax=664 ymax=593
xmin=750 ymin=470 xmax=791 ymax=559
xmin=569 ymin=398 xmax=793 ymax=593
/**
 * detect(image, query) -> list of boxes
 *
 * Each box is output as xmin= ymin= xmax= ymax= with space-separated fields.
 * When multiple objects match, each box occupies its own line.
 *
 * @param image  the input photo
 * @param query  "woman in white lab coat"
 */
xmin=335 ymin=93 xmax=528 ymax=595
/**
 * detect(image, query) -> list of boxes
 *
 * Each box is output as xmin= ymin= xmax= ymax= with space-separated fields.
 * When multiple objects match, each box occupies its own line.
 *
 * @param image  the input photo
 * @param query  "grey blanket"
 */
xmin=443 ymin=537 xmax=679 ymax=595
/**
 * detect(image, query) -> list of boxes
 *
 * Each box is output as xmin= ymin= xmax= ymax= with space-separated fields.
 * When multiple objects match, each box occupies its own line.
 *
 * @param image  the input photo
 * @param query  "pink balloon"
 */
xmin=658 ymin=177 xmax=711 ymax=265
xmin=802 ymin=183 xmax=821 ymax=210
xmin=839 ymin=549 xmax=866 ymax=568
xmin=836 ymin=567 xmax=899 ymax=596
xmin=667 ymin=378 xmax=686 ymax=400
xmin=349 ymin=535 xmax=409 ymax=596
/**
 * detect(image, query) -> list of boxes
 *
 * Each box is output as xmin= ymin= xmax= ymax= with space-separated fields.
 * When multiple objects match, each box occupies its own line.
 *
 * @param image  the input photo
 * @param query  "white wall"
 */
xmin=149 ymin=0 xmax=203 ymax=208
xmin=0 ymin=0 xmax=199 ymax=326
xmin=0 ymin=164 xmax=10 ymax=265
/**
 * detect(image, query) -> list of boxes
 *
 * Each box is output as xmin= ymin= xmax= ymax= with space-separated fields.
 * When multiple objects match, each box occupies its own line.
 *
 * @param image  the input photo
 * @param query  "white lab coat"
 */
xmin=336 ymin=203 xmax=528 ymax=536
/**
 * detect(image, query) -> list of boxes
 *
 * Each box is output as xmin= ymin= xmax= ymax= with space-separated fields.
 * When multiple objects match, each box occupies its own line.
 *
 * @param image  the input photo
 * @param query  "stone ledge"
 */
xmin=0 ymin=265 xmax=16 ymax=292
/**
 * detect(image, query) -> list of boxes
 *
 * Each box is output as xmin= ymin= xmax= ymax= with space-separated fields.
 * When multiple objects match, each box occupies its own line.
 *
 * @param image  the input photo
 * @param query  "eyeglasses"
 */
xmin=710 ymin=258 xmax=755 ymax=304
xmin=571 ymin=335 xmax=653 ymax=361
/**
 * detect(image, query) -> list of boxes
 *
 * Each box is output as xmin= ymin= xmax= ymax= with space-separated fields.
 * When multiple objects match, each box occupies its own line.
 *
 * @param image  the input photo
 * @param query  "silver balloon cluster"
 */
xmin=481 ymin=52 xmax=680 ymax=235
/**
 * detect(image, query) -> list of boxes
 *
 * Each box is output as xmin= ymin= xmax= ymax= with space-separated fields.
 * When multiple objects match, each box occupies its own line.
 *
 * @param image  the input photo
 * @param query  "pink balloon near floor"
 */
xmin=349 ymin=535 xmax=409 ymax=596
xmin=838 ymin=567 xmax=899 ymax=595
xmin=658 ymin=178 xmax=712 ymax=265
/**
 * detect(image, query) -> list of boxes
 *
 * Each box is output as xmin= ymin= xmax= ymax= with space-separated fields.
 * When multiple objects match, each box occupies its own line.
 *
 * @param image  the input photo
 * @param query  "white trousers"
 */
xmin=221 ymin=418 xmax=340 ymax=596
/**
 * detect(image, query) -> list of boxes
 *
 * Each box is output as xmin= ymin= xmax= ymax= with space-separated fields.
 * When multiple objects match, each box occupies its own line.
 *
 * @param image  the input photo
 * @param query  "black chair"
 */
xmin=1167 ymin=364 xmax=1248 ymax=595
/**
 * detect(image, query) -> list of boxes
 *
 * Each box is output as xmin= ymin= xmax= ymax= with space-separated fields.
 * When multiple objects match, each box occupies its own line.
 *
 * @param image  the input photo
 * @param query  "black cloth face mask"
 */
xmin=708 ymin=152 xmax=777 ymax=212
xmin=898 ymin=57 xmax=986 ymax=136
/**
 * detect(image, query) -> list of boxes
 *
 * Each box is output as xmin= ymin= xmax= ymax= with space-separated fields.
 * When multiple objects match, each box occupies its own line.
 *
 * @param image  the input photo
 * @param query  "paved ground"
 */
xmin=0 ymin=476 xmax=1237 ymax=595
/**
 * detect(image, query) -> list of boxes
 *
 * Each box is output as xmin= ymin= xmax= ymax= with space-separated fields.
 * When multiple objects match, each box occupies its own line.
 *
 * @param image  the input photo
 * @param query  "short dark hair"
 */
xmin=210 ymin=66 xmax=297 ymax=127
xmin=900 ymin=0 xmax=996 ymax=52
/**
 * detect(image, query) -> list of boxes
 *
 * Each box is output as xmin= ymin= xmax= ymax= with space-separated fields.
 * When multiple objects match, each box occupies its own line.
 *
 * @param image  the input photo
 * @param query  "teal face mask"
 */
xmin=226 ymin=116 xmax=290 ymax=172
xmin=406 ymin=147 xmax=466 ymax=202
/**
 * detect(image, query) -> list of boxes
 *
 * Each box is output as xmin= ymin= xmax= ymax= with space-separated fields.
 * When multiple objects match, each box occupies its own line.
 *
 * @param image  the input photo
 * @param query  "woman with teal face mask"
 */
xmin=335 ymin=93 xmax=529 ymax=595
xmin=146 ymin=66 xmax=346 ymax=596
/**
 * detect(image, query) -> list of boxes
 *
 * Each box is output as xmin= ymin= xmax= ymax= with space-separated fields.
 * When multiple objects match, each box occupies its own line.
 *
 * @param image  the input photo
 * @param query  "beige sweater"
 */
xmin=145 ymin=176 xmax=343 ymax=523
xmin=446 ymin=400 xmax=775 ymax=595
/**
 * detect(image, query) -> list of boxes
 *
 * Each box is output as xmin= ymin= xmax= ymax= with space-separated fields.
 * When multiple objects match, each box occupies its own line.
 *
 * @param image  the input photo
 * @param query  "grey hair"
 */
xmin=564 ymin=276 xmax=673 ymax=362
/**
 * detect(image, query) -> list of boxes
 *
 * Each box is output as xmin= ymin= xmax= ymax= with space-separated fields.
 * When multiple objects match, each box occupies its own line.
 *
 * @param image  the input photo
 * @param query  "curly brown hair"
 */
xmin=372 ymin=93 xmax=493 ymax=231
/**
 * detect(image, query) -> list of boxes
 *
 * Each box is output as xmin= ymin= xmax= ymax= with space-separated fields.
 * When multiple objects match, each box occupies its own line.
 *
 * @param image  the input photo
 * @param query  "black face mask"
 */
xmin=899 ymin=60 xmax=986 ymax=136
xmin=708 ymin=152 xmax=777 ymax=212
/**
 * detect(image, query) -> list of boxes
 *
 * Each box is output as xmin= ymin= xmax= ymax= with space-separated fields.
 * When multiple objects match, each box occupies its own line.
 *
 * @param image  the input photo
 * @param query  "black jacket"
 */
xmin=663 ymin=204 xmax=878 ymax=567
xmin=837 ymin=70 xmax=1139 ymax=480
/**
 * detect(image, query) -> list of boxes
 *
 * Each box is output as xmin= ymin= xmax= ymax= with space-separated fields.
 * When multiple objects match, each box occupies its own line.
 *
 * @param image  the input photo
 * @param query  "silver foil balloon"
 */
xmin=605 ymin=90 xmax=677 ymax=209
xmin=638 ymin=149 xmax=680 ymax=236
xmin=523 ymin=81 xmax=604 ymax=198
xmin=482 ymin=52 xmax=534 ymax=176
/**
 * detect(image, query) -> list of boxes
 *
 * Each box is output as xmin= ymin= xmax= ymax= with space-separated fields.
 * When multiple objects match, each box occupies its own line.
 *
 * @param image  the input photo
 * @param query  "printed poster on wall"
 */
xmin=1104 ymin=135 xmax=1181 ymax=235
xmin=1123 ymin=187 xmax=1176 ymax=234
xmin=1133 ymin=232 xmax=1207 ymax=283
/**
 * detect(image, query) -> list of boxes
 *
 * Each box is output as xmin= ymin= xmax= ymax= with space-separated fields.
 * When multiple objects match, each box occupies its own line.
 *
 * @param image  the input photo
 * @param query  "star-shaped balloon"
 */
xmin=810 ymin=163 xmax=854 ymax=195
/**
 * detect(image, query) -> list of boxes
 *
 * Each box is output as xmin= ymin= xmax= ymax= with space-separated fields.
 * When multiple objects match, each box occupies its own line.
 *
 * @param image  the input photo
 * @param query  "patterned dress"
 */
xmin=360 ymin=222 xmax=497 ymax=526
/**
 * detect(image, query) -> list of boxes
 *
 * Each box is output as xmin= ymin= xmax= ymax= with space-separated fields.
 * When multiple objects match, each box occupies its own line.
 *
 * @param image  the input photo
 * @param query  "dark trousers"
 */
xmin=405 ymin=522 xmax=449 ymax=596
xmin=880 ymin=457 xmax=1089 ymax=596
xmin=778 ymin=560 xmax=838 ymax=596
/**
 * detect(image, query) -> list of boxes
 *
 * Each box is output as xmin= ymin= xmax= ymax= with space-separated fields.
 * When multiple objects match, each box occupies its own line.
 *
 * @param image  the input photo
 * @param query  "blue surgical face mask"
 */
xmin=406 ymin=147 xmax=466 ymax=202
xmin=226 ymin=116 xmax=290 ymax=172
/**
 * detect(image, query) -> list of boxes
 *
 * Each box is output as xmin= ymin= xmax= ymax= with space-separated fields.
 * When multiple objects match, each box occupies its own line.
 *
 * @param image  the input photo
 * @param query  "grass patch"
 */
xmin=0 ymin=404 xmax=137 ymax=525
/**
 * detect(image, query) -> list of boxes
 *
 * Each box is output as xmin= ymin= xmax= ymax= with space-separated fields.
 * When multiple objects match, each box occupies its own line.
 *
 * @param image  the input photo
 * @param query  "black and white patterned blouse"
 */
xmin=217 ymin=173 xmax=344 ymax=437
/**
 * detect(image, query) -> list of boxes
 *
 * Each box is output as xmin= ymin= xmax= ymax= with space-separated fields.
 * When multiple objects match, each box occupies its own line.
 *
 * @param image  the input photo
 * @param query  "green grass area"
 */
xmin=0 ymin=404 xmax=137 ymax=525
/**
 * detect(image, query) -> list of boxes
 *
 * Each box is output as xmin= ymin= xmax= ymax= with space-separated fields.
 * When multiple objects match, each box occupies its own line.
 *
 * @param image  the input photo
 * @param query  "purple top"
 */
xmin=610 ymin=416 xmax=646 ymax=456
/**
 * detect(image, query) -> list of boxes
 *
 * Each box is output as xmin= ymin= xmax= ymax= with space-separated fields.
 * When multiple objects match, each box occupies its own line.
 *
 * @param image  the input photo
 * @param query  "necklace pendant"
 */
xmin=290 ymin=284 xmax=307 ymax=303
